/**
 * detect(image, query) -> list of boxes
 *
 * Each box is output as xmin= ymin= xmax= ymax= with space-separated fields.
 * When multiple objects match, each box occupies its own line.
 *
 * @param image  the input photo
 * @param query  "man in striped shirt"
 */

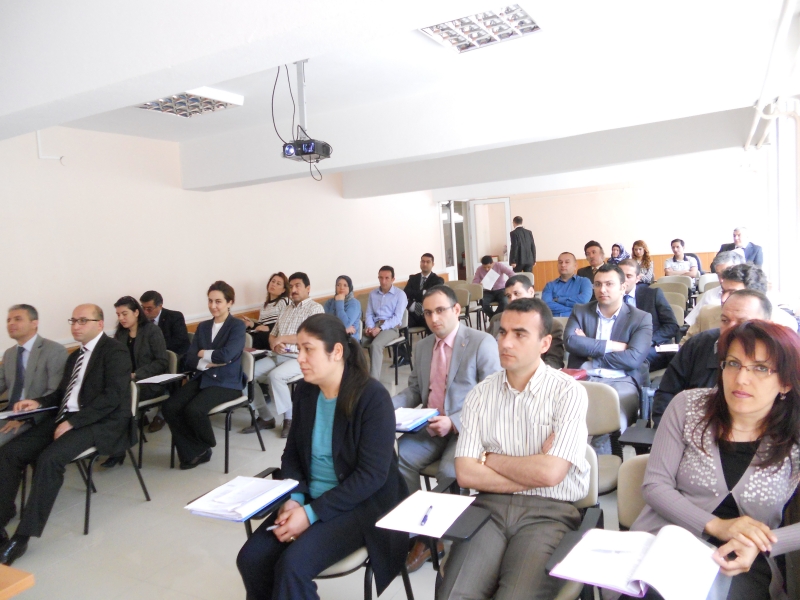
xmin=439 ymin=298 xmax=589 ymax=600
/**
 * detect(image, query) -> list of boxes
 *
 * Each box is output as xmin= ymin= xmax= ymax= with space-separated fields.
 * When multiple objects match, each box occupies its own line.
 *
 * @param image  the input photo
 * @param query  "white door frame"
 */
xmin=467 ymin=197 xmax=512 ymax=275
xmin=437 ymin=200 xmax=459 ymax=281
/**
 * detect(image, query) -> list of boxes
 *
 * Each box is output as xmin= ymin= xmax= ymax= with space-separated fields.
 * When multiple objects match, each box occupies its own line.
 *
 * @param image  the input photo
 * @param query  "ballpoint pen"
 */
xmin=420 ymin=505 xmax=433 ymax=526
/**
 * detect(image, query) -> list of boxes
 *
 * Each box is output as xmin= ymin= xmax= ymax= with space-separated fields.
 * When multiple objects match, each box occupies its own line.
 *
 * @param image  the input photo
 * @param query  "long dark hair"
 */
xmin=694 ymin=320 xmax=800 ymax=470
xmin=114 ymin=296 xmax=148 ymax=334
xmin=298 ymin=313 xmax=369 ymax=419
xmin=264 ymin=272 xmax=289 ymax=308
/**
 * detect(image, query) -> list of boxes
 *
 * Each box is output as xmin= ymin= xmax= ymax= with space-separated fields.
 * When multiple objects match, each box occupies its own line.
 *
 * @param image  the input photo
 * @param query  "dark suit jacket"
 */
xmin=37 ymin=334 xmax=132 ymax=455
xmin=576 ymin=266 xmax=598 ymax=300
xmin=634 ymin=284 xmax=679 ymax=346
xmin=185 ymin=314 xmax=245 ymax=390
xmin=564 ymin=301 xmax=653 ymax=387
xmin=509 ymin=226 xmax=536 ymax=266
xmin=718 ymin=242 xmax=763 ymax=267
xmin=652 ymin=329 xmax=720 ymax=426
xmin=114 ymin=321 xmax=169 ymax=380
xmin=156 ymin=307 xmax=190 ymax=357
xmin=282 ymin=379 xmax=408 ymax=595
xmin=404 ymin=272 xmax=445 ymax=307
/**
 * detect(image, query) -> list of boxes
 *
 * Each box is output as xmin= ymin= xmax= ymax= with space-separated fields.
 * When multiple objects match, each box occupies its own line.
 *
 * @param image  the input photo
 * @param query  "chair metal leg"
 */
xmin=19 ymin=467 xmax=27 ymax=518
xmin=225 ymin=412 xmax=231 ymax=474
xmin=84 ymin=456 xmax=98 ymax=535
xmin=423 ymin=476 xmax=431 ymax=492
xmin=427 ymin=537 xmax=441 ymax=572
xmin=363 ymin=561 xmax=374 ymax=600
xmin=244 ymin=519 xmax=253 ymax=539
xmin=249 ymin=405 xmax=266 ymax=452
xmin=400 ymin=564 xmax=415 ymax=600
xmin=126 ymin=448 xmax=151 ymax=502
xmin=170 ymin=437 xmax=175 ymax=469
xmin=138 ymin=415 xmax=145 ymax=469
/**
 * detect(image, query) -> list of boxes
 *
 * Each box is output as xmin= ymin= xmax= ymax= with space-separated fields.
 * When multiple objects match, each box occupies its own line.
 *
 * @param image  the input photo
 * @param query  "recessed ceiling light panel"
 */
xmin=421 ymin=5 xmax=539 ymax=53
xmin=138 ymin=87 xmax=243 ymax=118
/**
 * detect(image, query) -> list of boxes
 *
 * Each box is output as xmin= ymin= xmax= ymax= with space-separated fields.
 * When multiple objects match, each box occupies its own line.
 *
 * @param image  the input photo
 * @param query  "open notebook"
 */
xmin=395 ymin=408 xmax=439 ymax=432
xmin=550 ymin=525 xmax=721 ymax=600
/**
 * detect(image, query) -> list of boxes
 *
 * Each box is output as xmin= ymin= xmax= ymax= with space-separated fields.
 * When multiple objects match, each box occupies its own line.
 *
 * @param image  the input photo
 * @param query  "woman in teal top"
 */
xmin=237 ymin=314 xmax=409 ymax=600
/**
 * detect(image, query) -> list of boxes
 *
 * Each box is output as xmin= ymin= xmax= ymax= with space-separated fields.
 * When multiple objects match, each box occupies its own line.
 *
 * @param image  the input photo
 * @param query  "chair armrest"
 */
xmin=545 ymin=507 xmax=603 ymax=573
xmin=254 ymin=467 xmax=282 ymax=480
xmin=431 ymin=477 xmax=459 ymax=495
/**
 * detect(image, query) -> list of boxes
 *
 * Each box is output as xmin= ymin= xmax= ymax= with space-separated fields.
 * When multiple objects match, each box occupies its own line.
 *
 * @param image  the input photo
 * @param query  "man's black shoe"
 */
xmin=0 ymin=528 xmax=8 ymax=546
xmin=0 ymin=538 xmax=28 ymax=566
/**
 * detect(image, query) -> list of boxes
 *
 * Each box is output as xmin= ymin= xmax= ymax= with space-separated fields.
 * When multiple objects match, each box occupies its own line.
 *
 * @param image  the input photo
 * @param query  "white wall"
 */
xmin=0 ymin=127 xmax=440 ymax=344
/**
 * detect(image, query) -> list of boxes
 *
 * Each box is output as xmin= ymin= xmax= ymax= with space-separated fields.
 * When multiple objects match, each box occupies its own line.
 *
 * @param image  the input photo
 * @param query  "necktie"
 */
xmin=428 ymin=339 xmax=447 ymax=414
xmin=624 ymin=294 xmax=635 ymax=307
xmin=420 ymin=276 xmax=427 ymax=290
xmin=9 ymin=346 xmax=25 ymax=404
xmin=57 ymin=347 xmax=85 ymax=421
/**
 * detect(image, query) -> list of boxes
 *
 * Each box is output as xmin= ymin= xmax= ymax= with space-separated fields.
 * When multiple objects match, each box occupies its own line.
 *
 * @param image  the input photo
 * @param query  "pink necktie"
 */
xmin=428 ymin=339 xmax=447 ymax=414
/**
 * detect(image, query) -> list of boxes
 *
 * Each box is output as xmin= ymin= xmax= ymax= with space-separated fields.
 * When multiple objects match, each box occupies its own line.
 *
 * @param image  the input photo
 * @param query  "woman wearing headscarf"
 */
xmin=323 ymin=276 xmax=361 ymax=340
xmin=607 ymin=243 xmax=631 ymax=265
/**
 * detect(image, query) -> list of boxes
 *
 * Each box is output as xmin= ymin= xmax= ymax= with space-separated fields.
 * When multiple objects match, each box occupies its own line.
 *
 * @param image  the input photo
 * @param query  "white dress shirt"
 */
xmin=65 ymin=331 xmax=104 ymax=413
xmin=585 ymin=305 xmax=626 ymax=378
xmin=197 ymin=321 xmax=224 ymax=371
xmin=18 ymin=334 xmax=37 ymax=398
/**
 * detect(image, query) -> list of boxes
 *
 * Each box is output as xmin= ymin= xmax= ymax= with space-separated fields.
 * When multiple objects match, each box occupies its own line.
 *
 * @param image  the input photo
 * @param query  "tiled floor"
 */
xmin=5 ymin=359 xmax=619 ymax=600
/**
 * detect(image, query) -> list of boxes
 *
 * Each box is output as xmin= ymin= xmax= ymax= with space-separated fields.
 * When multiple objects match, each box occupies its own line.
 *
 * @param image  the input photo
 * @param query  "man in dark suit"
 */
xmin=509 ymin=216 xmax=536 ymax=273
xmin=618 ymin=259 xmax=678 ymax=371
xmin=565 ymin=264 xmax=653 ymax=451
xmin=576 ymin=240 xmax=606 ymax=299
xmin=139 ymin=290 xmax=190 ymax=431
xmin=717 ymin=226 xmax=763 ymax=266
xmin=403 ymin=253 xmax=444 ymax=330
xmin=0 ymin=304 xmax=132 ymax=565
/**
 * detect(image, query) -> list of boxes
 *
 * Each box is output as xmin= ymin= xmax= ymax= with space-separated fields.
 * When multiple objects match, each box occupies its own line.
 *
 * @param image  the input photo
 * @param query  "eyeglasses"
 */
xmin=68 ymin=318 xmax=101 ymax=326
xmin=423 ymin=306 xmax=455 ymax=318
xmin=720 ymin=359 xmax=776 ymax=378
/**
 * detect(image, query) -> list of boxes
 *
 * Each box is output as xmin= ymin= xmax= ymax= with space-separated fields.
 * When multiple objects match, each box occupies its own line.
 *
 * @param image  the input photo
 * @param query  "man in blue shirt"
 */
xmin=541 ymin=252 xmax=592 ymax=317
xmin=362 ymin=266 xmax=407 ymax=380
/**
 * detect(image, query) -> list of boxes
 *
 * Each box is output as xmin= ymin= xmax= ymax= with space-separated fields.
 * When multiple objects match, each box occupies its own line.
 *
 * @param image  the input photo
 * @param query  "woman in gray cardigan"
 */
xmin=629 ymin=320 xmax=800 ymax=600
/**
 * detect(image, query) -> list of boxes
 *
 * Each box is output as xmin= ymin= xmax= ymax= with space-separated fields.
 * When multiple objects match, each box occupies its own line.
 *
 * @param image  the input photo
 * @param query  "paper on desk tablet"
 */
xmin=137 ymin=373 xmax=187 ymax=384
xmin=376 ymin=490 xmax=474 ymax=538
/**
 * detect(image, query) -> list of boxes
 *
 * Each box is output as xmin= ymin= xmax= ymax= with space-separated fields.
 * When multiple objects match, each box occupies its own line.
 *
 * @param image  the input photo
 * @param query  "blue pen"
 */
xmin=420 ymin=505 xmax=433 ymax=526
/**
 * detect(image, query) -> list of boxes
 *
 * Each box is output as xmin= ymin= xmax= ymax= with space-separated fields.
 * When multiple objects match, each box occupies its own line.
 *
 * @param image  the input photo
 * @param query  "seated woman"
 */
xmin=236 ymin=314 xmax=408 ymax=600
xmin=323 ymin=275 xmax=361 ymax=340
xmin=163 ymin=281 xmax=246 ymax=470
xmin=623 ymin=321 xmax=800 ymax=600
xmin=607 ymin=243 xmax=630 ymax=265
xmin=632 ymin=240 xmax=654 ymax=284
xmin=102 ymin=296 xmax=169 ymax=468
xmin=242 ymin=272 xmax=290 ymax=349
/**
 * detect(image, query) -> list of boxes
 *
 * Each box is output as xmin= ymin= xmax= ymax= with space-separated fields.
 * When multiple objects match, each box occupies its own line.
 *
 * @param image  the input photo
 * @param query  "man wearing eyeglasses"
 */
xmin=0 ymin=304 xmax=132 ymax=566
xmin=393 ymin=285 xmax=500 ymax=572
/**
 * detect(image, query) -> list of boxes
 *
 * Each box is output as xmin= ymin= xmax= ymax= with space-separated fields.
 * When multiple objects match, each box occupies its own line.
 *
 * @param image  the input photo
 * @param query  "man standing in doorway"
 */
xmin=509 ymin=216 xmax=537 ymax=273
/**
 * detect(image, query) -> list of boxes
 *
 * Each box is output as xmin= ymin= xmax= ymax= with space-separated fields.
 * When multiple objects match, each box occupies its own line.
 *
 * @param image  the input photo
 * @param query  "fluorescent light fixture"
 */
xmin=138 ymin=87 xmax=244 ymax=118
xmin=421 ymin=5 xmax=539 ymax=53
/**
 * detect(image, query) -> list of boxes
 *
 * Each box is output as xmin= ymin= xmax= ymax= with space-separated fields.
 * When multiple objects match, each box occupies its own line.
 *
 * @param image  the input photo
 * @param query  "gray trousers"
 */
xmin=253 ymin=354 xmax=301 ymax=420
xmin=397 ymin=428 xmax=458 ymax=493
xmin=438 ymin=493 xmax=580 ymax=600
xmin=361 ymin=328 xmax=401 ymax=380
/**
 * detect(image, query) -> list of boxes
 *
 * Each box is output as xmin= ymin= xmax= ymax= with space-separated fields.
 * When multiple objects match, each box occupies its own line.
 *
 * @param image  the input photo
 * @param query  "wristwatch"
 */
xmin=479 ymin=451 xmax=488 ymax=465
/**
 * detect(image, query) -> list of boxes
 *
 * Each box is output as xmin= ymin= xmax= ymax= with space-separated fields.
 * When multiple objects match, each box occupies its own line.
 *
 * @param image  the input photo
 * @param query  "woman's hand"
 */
xmin=254 ymin=325 xmax=270 ymax=332
xmin=273 ymin=505 xmax=311 ymax=543
xmin=705 ymin=516 xmax=777 ymax=553
xmin=241 ymin=317 xmax=254 ymax=328
xmin=277 ymin=499 xmax=302 ymax=519
xmin=346 ymin=326 xmax=356 ymax=335
xmin=197 ymin=349 xmax=205 ymax=358
xmin=334 ymin=293 xmax=346 ymax=301
xmin=713 ymin=537 xmax=761 ymax=576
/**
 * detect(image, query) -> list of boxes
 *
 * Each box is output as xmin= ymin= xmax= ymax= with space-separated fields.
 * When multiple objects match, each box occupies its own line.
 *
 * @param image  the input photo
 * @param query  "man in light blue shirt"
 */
xmin=362 ymin=266 xmax=407 ymax=380
xmin=541 ymin=252 xmax=592 ymax=317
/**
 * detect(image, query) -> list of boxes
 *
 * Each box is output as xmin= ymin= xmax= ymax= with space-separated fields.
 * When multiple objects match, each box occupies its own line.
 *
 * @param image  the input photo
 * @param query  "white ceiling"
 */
xmin=2 ymin=0 xmax=794 ymax=192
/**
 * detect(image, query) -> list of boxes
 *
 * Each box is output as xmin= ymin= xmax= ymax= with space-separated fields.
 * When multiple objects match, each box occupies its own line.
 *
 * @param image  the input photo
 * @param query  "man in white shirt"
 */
xmin=685 ymin=251 xmax=744 ymax=326
xmin=439 ymin=297 xmax=589 ymax=600
xmin=663 ymin=238 xmax=699 ymax=281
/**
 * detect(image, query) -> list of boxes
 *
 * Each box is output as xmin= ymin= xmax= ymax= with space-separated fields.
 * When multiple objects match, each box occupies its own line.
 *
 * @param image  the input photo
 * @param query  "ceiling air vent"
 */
xmin=138 ymin=87 xmax=243 ymax=118
xmin=421 ymin=5 xmax=539 ymax=53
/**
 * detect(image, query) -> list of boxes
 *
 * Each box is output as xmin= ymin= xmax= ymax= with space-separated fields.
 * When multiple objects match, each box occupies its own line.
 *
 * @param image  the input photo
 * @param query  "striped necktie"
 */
xmin=57 ymin=347 xmax=85 ymax=421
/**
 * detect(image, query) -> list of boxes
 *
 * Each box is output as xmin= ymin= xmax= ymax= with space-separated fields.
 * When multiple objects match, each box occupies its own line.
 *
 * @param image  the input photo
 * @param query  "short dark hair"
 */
xmin=671 ymin=238 xmax=685 ymax=247
xmin=504 ymin=298 xmax=553 ymax=339
xmin=208 ymin=280 xmax=235 ymax=304
xmin=617 ymin=258 xmax=641 ymax=275
xmin=480 ymin=255 xmax=494 ymax=266
xmin=725 ymin=289 xmax=772 ymax=319
xmin=8 ymin=304 xmax=38 ymax=321
xmin=720 ymin=264 xmax=767 ymax=293
xmin=513 ymin=216 xmax=523 ymax=225
xmin=505 ymin=274 xmax=533 ymax=291
xmin=114 ymin=296 xmax=149 ymax=333
xmin=379 ymin=265 xmax=395 ymax=278
xmin=424 ymin=285 xmax=457 ymax=306
xmin=584 ymin=240 xmax=603 ymax=254
xmin=596 ymin=263 xmax=625 ymax=284
xmin=139 ymin=290 xmax=164 ymax=306
xmin=288 ymin=272 xmax=311 ymax=287
xmin=421 ymin=253 xmax=435 ymax=262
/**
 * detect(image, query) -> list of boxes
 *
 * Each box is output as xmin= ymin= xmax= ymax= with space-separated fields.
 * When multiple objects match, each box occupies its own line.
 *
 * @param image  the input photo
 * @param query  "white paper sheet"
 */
xmin=136 ymin=373 xmax=188 ymax=384
xmin=395 ymin=408 xmax=439 ymax=431
xmin=376 ymin=490 xmax=475 ymax=538
xmin=185 ymin=476 xmax=299 ymax=521
xmin=481 ymin=268 xmax=500 ymax=291
xmin=655 ymin=344 xmax=680 ymax=353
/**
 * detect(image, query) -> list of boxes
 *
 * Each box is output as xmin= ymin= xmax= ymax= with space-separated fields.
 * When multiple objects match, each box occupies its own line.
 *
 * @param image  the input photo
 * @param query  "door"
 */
xmin=467 ymin=198 xmax=512 ymax=276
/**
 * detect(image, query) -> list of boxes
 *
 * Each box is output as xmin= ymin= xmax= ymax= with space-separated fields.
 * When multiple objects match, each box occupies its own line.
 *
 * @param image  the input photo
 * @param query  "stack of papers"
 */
xmin=655 ymin=344 xmax=680 ymax=353
xmin=137 ymin=373 xmax=188 ymax=384
xmin=185 ymin=476 xmax=298 ymax=522
xmin=395 ymin=408 xmax=439 ymax=432
xmin=377 ymin=490 xmax=475 ymax=538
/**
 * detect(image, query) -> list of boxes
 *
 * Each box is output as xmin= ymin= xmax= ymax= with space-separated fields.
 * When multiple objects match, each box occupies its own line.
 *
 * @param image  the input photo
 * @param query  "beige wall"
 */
xmin=0 ymin=128 xmax=440 ymax=344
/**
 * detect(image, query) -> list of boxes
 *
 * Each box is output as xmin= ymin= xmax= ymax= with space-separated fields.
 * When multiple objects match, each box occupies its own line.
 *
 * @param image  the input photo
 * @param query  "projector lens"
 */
xmin=283 ymin=144 xmax=295 ymax=157
xmin=302 ymin=141 xmax=315 ymax=153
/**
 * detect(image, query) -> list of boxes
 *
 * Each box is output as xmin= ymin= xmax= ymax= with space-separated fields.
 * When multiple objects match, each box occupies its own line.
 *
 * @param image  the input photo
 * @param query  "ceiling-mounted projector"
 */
xmin=282 ymin=139 xmax=332 ymax=162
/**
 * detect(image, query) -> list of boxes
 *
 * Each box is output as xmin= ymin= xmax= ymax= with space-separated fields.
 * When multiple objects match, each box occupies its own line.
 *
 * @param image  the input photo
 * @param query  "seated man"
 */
xmin=576 ymin=241 xmax=605 ymax=286
xmin=362 ymin=266 xmax=407 ymax=380
xmin=0 ymin=305 xmax=67 ymax=448
xmin=253 ymin=272 xmax=324 ymax=438
xmin=472 ymin=255 xmax=516 ymax=319
xmin=684 ymin=250 xmax=744 ymax=326
xmin=618 ymin=259 xmax=678 ymax=371
xmin=0 ymin=304 xmax=132 ymax=565
xmin=663 ymin=238 xmax=698 ymax=283
xmin=541 ymin=252 xmax=592 ymax=317
xmin=652 ymin=290 xmax=771 ymax=426
xmin=717 ymin=225 xmax=763 ymax=266
xmin=404 ymin=253 xmax=444 ymax=330
xmin=393 ymin=285 xmax=500 ymax=571
xmin=439 ymin=298 xmax=589 ymax=600
xmin=564 ymin=264 xmax=653 ymax=448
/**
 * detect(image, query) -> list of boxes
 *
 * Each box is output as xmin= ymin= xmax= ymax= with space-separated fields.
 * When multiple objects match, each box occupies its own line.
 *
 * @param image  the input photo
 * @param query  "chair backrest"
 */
xmin=617 ymin=454 xmax=650 ymax=529
xmin=698 ymin=273 xmax=718 ymax=293
xmin=651 ymin=281 xmax=689 ymax=302
xmin=662 ymin=291 xmax=687 ymax=308
xmin=454 ymin=288 xmax=470 ymax=311
xmin=357 ymin=319 xmax=363 ymax=340
xmin=466 ymin=284 xmax=485 ymax=306
xmin=657 ymin=275 xmax=693 ymax=289
xmin=685 ymin=252 xmax=704 ymax=274
xmin=400 ymin=309 xmax=409 ymax=330
xmin=670 ymin=304 xmax=685 ymax=327
xmin=356 ymin=293 xmax=370 ymax=320
xmin=704 ymin=280 xmax=721 ymax=292
xmin=518 ymin=272 xmax=534 ymax=286
xmin=130 ymin=381 xmax=138 ymax=415
xmin=244 ymin=332 xmax=253 ymax=348
xmin=579 ymin=381 xmax=621 ymax=436
xmin=446 ymin=280 xmax=469 ymax=289
xmin=553 ymin=316 xmax=569 ymax=330
xmin=241 ymin=351 xmax=254 ymax=384
xmin=166 ymin=350 xmax=178 ymax=374
xmin=574 ymin=444 xmax=599 ymax=510
xmin=187 ymin=331 xmax=195 ymax=344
